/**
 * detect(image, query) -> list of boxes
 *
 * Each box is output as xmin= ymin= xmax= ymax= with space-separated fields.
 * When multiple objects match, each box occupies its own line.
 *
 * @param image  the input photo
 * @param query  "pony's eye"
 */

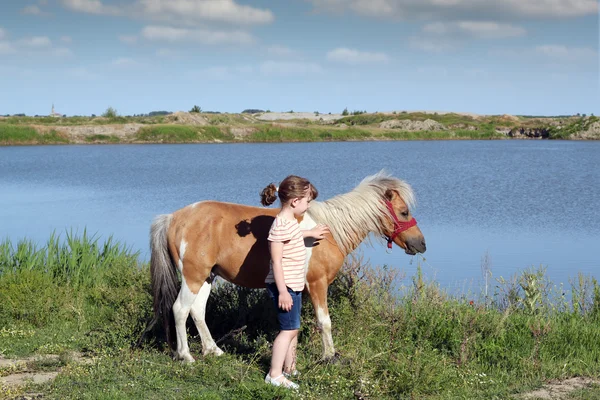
xmin=402 ymin=211 xmax=409 ymax=218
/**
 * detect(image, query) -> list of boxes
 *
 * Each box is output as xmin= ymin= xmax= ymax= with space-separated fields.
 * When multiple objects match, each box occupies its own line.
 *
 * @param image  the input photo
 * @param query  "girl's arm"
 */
xmin=270 ymin=241 xmax=293 ymax=311
xmin=302 ymin=223 xmax=330 ymax=239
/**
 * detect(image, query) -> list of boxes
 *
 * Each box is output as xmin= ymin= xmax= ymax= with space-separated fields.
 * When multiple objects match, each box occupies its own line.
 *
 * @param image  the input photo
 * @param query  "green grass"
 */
xmin=1 ymin=237 xmax=600 ymax=399
xmin=135 ymin=125 xmax=202 ymax=142
xmin=84 ymin=134 xmax=121 ymax=143
xmin=0 ymin=124 xmax=69 ymax=144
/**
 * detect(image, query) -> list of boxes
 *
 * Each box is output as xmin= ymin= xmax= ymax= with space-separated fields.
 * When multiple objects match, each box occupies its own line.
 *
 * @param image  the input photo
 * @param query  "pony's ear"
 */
xmin=384 ymin=189 xmax=394 ymax=200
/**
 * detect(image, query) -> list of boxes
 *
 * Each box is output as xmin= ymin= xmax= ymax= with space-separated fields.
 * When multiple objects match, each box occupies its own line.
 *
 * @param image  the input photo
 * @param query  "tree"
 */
xmin=190 ymin=105 xmax=202 ymax=113
xmin=342 ymin=107 xmax=349 ymax=116
xmin=102 ymin=107 xmax=118 ymax=118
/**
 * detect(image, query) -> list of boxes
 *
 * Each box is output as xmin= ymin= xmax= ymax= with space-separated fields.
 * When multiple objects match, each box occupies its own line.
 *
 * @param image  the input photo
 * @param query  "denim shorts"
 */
xmin=266 ymin=283 xmax=302 ymax=331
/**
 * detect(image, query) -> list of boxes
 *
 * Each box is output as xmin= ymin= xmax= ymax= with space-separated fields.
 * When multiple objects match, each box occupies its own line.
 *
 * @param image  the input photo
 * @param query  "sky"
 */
xmin=0 ymin=0 xmax=598 ymax=116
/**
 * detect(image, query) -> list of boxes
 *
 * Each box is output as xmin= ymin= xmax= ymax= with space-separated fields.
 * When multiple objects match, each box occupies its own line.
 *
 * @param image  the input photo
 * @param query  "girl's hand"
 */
xmin=311 ymin=224 xmax=329 ymax=240
xmin=279 ymin=290 xmax=293 ymax=311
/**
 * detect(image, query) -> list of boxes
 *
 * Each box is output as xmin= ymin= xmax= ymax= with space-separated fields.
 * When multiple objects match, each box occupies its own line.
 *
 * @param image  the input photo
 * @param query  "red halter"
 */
xmin=384 ymin=200 xmax=417 ymax=249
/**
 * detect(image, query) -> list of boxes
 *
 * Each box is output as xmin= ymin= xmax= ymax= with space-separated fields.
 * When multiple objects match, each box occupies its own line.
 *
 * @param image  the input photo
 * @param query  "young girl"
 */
xmin=260 ymin=175 xmax=329 ymax=390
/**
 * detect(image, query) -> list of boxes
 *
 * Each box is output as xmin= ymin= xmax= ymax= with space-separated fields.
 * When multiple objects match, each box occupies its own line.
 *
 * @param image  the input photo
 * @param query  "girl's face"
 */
xmin=291 ymin=190 xmax=312 ymax=216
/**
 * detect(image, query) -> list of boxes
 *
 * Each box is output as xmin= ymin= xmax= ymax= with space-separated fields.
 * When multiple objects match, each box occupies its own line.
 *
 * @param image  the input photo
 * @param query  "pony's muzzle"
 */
xmin=406 ymin=238 xmax=426 ymax=255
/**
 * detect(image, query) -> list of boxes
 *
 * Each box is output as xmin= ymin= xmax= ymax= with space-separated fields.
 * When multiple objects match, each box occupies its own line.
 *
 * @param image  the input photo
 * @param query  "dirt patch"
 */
xmin=520 ymin=377 xmax=598 ymax=399
xmin=34 ymin=123 xmax=143 ymax=142
xmin=379 ymin=119 xmax=446 ymax=131
xmin=255 ymin=112 xmax=342 ymax=121
xmin=164 ymin=111 xmax=208 ymax=126
xmin=1 ymin=352 xmax=93 ymax=397
xmin=2 ymin=371 xmax=58 ymax=387
xmin=230 ymin=127 xmax=257 ymax=139
xmin=572 ymin=121 xmax=600 ymax=140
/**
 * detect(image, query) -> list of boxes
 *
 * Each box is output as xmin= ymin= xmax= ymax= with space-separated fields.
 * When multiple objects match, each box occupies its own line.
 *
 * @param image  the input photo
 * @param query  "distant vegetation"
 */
xmin=101 ymin=107 xmax=118 ymax=119
xmin=242 ymin=109 xmax=264 ymax=114
xmin=189 ymin=105 xmax=202 ymax=114
xmin=1 ymin=112 xmax=598 ymax=145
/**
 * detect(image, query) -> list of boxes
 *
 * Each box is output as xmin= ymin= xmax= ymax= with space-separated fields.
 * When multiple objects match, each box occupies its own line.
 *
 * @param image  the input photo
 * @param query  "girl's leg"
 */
xmin=283 ymin=335 xmax=298 ymax=374
xmin=269 ymin=329 xmax=299 ymax=378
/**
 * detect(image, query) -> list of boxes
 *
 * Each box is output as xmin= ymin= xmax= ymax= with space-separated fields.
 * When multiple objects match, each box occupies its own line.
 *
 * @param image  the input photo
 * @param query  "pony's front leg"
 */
xmin=172 ymin=276 xmax=197 ymax=363
xmin=308 ymin=278 xmax=336 ymax=360
xmin=190 ymin=281 xmax=224 ymax=356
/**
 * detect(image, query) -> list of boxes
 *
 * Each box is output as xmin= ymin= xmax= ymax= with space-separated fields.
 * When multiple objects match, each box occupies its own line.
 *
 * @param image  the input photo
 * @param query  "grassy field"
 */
xmin=1 ymin=234 xmax=599 ymax=399
xmin=1 ymin=113 xmax=597 ymax=145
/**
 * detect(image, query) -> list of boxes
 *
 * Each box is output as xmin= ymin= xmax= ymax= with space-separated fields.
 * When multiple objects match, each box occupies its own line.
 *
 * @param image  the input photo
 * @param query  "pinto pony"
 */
xmin=150 ymin=171 xmax=426 ymax=362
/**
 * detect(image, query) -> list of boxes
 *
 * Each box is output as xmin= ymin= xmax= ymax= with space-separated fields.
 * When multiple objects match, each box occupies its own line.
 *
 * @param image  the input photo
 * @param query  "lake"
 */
xmin=1 ymin=140 xmax=598 ymax=293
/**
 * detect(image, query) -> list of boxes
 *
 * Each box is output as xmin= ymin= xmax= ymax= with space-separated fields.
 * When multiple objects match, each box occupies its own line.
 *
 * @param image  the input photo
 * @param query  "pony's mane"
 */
xmin=308 ymin=171 xmax=416 ymax=255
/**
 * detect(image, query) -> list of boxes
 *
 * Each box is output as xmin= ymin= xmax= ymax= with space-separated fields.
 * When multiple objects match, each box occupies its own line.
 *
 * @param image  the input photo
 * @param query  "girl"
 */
xmin=260 ymin=175 xmax=329 ymax=390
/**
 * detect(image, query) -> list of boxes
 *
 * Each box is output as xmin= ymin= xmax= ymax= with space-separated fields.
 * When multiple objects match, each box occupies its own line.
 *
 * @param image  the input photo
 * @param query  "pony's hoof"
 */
xmin=203 ymin=347 xmax=224 ymax=356
xmin=322 ymin=352 xmax=343 ymax=364
xmin=174 ymin=353 xmax=196 ymax=363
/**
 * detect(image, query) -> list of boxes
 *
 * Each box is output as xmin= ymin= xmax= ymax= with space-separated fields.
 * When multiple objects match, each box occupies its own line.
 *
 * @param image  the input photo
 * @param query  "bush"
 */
xmin=102 ymin=107 xmax=118 ymax=118
xmin=189 ymin=105 xmax=202 ymax=113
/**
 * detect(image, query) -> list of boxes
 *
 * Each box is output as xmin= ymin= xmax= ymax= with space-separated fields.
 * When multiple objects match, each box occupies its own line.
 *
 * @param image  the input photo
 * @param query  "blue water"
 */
xmin=1 ymin=141 xmax=598 ymax=291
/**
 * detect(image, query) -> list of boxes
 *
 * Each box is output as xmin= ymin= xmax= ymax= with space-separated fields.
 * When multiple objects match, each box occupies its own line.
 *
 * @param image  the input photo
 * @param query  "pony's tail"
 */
xmin=150 ymin=213 xmax=178 ymax=349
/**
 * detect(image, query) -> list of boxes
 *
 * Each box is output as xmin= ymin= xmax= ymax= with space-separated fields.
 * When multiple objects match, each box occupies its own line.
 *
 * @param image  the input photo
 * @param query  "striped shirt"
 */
xmin=265 ymin=216 xmax=306 ymax=291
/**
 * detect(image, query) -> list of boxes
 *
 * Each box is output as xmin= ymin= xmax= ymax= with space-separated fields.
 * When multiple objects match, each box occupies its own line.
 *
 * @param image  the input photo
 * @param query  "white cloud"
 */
xmin=52 ymin=47 xmax=74 ymax=57
xmin=67 ymin=67 xmax=99 ymax=80
xmin=156 ymin=48 xmax=179 ymax=57
xmin=141 ymin=25 xmax=254 ymax=45
xmin=119 ymin=35 xmax=138 ymax=44
xmin=490 ymin=45 xmax=598 ymax=65
xmin=22 ymin=5 xmax=43 ymax=15
xmin=408 ymin=37 xmax=455 ymax=53
xmin=61 ymin=0 xmax=122 ymax=16
xmin=535 ymin=45 xmax=597 ymax=60
xmin=423 ymin=21 xmax=526 ymax=38
xmin=267 ymin=45 xmax=295 ymax=57
xmin=112 ymin=57 xmax=139 ymax=67
xmin=61 ymin=36 xmax=73 ymax=43
xmin=416 ymin=66 xmax=448 ymax=77
xmin=0 ymin=42 xmax=16 ymax=55
xmin=19 ymin=36 xmax=52 ymax=47
xmin=193 ymin=65 xmax=254 ymax=80
xmin=260 ymin=61 xmax=323 ymax=76
xmin=307 ymin=0 xmax=598 ymax=19
xmin=0 ymin=28 xmax=6 ymax=40
xmin=326 ymin=47 xmax=389 ymax=64
xmin=136 ymin=0 xmax=274 ymax=25
xmin=60 ymin=0 xmax=274 ymax=25
xmin=0 ymin=32 xmax=72 ymax=57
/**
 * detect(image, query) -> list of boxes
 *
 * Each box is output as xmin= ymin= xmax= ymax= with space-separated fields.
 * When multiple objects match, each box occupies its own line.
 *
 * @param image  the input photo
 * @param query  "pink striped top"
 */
xmin=265 ymin=216 xmax=306 ymax=291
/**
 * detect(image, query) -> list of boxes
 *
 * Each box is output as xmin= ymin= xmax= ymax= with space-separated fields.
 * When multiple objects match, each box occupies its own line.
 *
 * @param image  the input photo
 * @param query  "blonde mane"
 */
xmin=308 ymin=171 xmax=416 ymax=255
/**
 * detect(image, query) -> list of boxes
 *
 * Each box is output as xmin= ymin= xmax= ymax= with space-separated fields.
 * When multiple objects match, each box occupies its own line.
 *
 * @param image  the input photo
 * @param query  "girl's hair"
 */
xmin=260 ymin=175 xmax=318 ymax=207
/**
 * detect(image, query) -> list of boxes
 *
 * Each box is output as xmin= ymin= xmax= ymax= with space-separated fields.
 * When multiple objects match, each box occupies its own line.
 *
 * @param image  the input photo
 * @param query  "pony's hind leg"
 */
xmin=190 ymin=278 xmax=224 ymax=356
xmin=172 ymin=275 xmax=197 ymax=363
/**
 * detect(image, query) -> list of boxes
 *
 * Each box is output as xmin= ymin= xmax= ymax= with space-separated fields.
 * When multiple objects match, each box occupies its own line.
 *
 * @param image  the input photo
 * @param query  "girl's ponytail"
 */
xmin=260 ymin=183 xmax=278 ymax=206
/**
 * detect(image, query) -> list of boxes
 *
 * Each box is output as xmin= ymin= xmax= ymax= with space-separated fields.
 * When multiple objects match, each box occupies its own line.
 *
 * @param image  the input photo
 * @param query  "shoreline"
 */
xmin=1 ymin=111 xmax=599 ymax=145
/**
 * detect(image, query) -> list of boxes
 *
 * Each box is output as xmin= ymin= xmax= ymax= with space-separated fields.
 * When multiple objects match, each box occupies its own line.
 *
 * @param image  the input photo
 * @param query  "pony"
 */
xmin=150 ymin=171 xmax=426 ymax=362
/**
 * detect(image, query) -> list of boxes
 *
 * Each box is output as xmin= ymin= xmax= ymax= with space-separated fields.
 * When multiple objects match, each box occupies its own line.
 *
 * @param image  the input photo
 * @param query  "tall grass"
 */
xmin=0 ymin=124 xmax=69 ymax=144
xmin=0 ymin=230 xmax=138 ymax=288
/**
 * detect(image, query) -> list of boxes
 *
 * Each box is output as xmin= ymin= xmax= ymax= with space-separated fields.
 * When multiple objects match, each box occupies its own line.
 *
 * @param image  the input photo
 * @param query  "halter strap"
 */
xmin=383 ymin=200 xmax=417 ymax=249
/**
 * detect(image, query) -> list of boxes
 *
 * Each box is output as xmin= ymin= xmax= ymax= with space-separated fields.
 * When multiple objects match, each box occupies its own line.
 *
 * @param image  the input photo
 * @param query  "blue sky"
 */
xmin=0 ymin=0 xmax=598 ymax=116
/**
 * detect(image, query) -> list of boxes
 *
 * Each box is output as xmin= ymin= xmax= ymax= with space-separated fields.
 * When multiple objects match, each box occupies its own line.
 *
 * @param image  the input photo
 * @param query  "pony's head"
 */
xmin=381 ymin=186 xmax=426 ymax=255
xmin=308 ymin=171 xmax=426 ymax=255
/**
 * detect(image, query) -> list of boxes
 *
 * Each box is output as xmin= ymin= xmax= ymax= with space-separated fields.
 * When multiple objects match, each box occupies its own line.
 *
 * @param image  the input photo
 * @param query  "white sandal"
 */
xmin=283 ymin=369 xmax=300 ymax=378
xmin=265 ymin=373 xmax=299 ymax=390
